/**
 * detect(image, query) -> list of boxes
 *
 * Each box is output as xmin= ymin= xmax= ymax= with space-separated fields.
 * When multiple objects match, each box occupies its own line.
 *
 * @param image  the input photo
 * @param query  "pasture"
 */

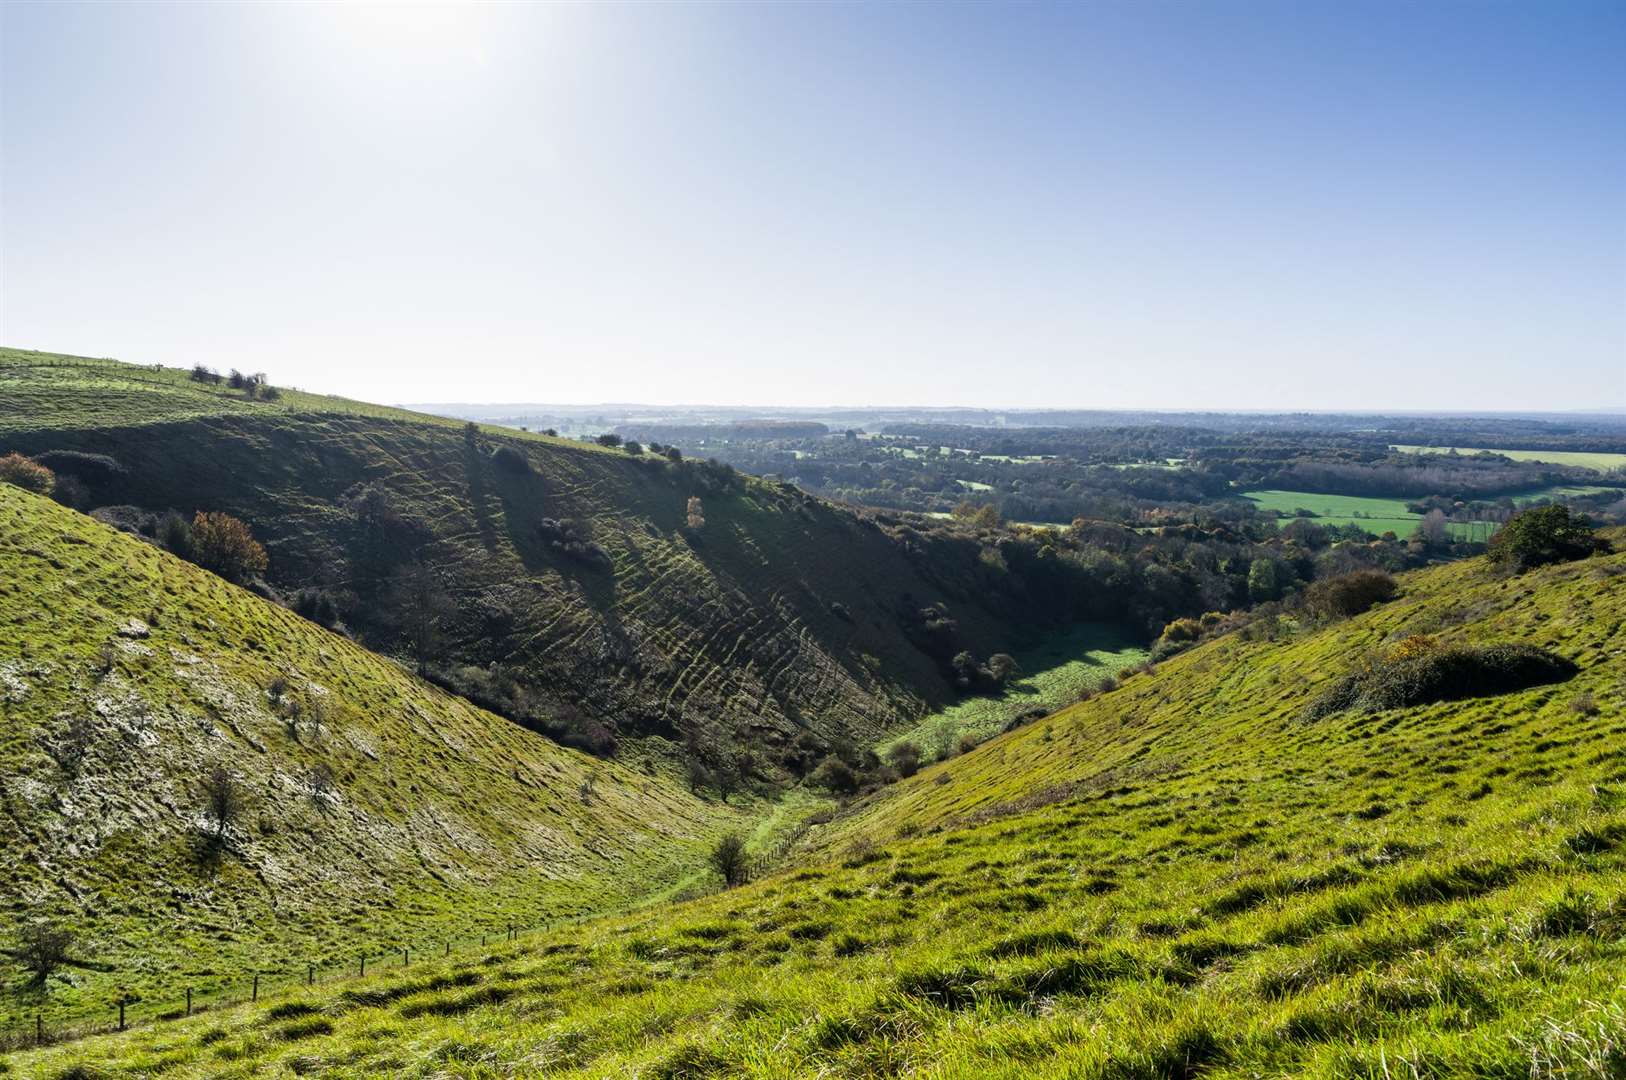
xmin=1393 ymin=445 xmax=1626 ymax=472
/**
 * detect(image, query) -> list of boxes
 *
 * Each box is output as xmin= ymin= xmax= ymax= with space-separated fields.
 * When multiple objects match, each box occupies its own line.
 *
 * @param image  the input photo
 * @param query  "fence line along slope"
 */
xmin=0 ymin=485 xmax=753 ymax=1035
xmin=12 ymin=531 xmax=1624 ymax=1078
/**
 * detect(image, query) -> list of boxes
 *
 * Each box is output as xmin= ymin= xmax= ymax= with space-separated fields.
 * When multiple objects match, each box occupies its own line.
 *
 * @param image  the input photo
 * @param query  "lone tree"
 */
xmin=9 ymin=922 xmax=78 ymax=987
xmin=386 ymin=560 xmax=455 ymax=674
xmin=710 ymin=833 xmax=749 ymax=888
xmin=189 ymin=511 xmax=269 ymax=583
xmin=203 ymin=764 xmax=243 ymax=842
xmin=1488 ymin=505 xmax=1609 ymax=573
xmin=685 ymin=496 xmax=706 ymax=530
xmin=0 ymin=452 xmax=55 ymax=496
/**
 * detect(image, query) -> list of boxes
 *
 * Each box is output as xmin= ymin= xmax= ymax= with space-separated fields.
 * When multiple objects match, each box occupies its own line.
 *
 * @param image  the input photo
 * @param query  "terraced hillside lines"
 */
xmin=825 ymin=545 xmax=1621 ymax=844
xmin=0 ymin=487 xmax=749 ymax=1031
xmin=17 ymin=541 xmax=1626 ymax=1078
xmin=3 ymin=350 xmax=1033 ymax=760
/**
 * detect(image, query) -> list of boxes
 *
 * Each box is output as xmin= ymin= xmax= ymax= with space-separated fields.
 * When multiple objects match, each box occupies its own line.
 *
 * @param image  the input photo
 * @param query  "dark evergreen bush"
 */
xmin=1304 ymin=641 xmax=1576 ymax=721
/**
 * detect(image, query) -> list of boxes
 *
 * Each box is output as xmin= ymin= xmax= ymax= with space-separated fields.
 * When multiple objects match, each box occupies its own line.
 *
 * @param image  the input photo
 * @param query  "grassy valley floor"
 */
xmin=9 ymin=533 xmax=1624 ymax=1078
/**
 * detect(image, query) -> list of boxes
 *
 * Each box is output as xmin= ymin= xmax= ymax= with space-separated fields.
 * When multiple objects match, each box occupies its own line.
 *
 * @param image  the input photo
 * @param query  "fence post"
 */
xmin=402 ymin=947 xmax=408 ymax=967
xmin=186 ymin=987 xmax=192 ymax=1017
xmin=252 ymin=973 xmax=259 ymax=1002
xmin=36 ymin=1013 xmax=43 ymax=1046
xmin=360 ymin=954 xmax=366 ymax=977
xmin=444 ymin=941 xmax=450 ymax=958
xmin=118 ymin=998 xmax=126 ymax=1031
xmin=308 ymin=963 xmax=314 ymax=986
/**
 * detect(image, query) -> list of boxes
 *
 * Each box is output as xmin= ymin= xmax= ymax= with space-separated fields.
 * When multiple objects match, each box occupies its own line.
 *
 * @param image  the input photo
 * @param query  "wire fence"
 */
xmin=0 ymin=827 xmax=812 ymax=1056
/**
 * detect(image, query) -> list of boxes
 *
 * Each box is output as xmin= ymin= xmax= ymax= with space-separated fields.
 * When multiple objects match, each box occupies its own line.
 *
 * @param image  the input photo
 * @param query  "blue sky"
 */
xmin=2 ymin=1 xmax=1622 ymax=409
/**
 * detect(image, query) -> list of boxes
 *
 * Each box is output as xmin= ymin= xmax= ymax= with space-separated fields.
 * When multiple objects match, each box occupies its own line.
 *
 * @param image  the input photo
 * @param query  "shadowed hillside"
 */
xmin=0 ymin=485 xmax=757 ymax=1034
xmin=2 ymin=349 xmax=1035 ymax=766
xmin=13 ymin=531 xmax=1622 ymax=1078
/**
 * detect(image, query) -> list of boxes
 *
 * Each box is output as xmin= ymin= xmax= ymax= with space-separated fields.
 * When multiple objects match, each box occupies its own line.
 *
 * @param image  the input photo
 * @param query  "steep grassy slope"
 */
xmin=2 ymin=348 xmax=1031 ymax=762
xmin=15 ymin=538 xmax=1623 ymax=1078
xmin=0 ymin=486 xmax=756 ymax=1034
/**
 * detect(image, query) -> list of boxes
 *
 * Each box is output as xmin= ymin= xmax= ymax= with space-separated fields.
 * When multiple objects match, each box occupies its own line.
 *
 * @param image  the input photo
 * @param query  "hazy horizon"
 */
xmin=4 ymin=2 xmax=1623 ymax=411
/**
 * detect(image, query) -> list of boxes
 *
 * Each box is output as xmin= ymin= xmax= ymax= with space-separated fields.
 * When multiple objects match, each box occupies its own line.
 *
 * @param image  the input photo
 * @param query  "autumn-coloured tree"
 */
xmin=189 ymin=511 xmax=269 ymax=583
xmin=0 ymin=452 xmax=55 ymax=496
xmin=686 ymin=496 xmax=705 ymax=530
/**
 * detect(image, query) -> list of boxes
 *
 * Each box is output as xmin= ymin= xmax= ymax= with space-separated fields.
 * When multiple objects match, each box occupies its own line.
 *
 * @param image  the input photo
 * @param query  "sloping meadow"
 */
xmin=14 ymin=535 xmax=1624 ymax=1077
xmin=0 ymin=487 xmax=751 ymax=1036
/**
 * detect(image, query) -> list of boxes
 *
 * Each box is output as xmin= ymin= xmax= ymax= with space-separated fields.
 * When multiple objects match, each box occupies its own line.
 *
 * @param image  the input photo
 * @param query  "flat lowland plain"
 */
xmin=13 ymin=533 xmax=1625 ymax=1079
xmin=1393 ymin=445 xmax=1626 ymax=472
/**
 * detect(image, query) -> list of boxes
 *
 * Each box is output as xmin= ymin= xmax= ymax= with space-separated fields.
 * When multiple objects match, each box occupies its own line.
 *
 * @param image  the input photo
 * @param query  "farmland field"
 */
xmin=1393 ymin=444 xmax=1626 ymax=472
xmin=1240 ymin=489 xmax=1484 ymax=539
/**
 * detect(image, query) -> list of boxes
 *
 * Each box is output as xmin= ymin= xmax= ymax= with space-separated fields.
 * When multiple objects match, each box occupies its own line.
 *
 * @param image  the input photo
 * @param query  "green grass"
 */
xmin=0 ymin=486 xmax=755 ymax=1036
xmin=879 ymin=623 xmax=1147 ymax=759
xmin=14 ymin=533 xmax=1623 ymax=1078
xmin=1393 ymin=444 xmax=1626 ymax=472
xmin=1515 ymin=484 xmax=1622 ymax=503
xmin=1 ymin=347 xmax=1038 ymax=767
xmin=1241 ymin=489 xmax=1489 ymax=540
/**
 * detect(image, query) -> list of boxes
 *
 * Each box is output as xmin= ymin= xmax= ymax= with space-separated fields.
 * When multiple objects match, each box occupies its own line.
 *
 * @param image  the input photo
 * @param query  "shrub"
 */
xmin=710 ymin=833 xmax=749 ymax=888
xmin=1159 ymin=617 xmax=1202 ymax=644
xmin=1303 ymin=642 xmax=1577 ymax=721
xmin=812 ymin=756 xmax=859 ymax=795
xmin=189 ymin=363 xmax=222 ymax=384
xmin=0 ymin=452 xmax=54 ymax=495
xmin=32 ymin=450 xmax=124 ymax=485
xmin=887 ymin=741 xmax=923 ymax=778
xmin=291 ymin=588 xmax=342 ymax=629
xmin=158 ymin=511 xmax=195 ymax=560
xmin=1303 ymin=569 xmax=1397 ymax=621
xmin=536 ymin=518 xmax=611 ymax=569
xmin=189 ymin=511 xmax=269 ymax=583
xmin=1488 ymin=505 xmax=1609 ymax=572
xmin=491 ymin=445 xmax=530 ymax=474
xmin=623 ymin=440 xmax=643 ymax=455
xmin=50 ymin=474 xmax=90 ymax=509
xmin=595 ymin=433 xmax=623 ymax=448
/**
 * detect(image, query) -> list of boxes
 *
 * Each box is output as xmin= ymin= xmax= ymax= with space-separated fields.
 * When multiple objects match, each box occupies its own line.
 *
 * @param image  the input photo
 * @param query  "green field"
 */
xmin=879 ymin=622 xmax=1147 ymax=759
xmin=1394 ymin=444 xmax=1626 ymax=472
xmin=14 ymin=534 xmax=1624 ymax=1078
xmin=1241 ymin=489 xmax=1491 ymax=540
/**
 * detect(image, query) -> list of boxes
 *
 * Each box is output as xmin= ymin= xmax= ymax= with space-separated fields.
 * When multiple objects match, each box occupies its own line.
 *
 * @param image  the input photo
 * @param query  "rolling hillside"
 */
xmin=0 ymin=485 xmax=756 ymax=1035
xmin=1 ymin=349 xmax=1032 ymax=764
xmin=13 ymin=532 xmax=1622 ymax=1078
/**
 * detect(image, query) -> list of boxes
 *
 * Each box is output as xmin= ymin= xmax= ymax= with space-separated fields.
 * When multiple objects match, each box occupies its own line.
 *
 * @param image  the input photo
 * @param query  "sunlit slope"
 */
xmin=0 ymin=486 xmax=745 ymax=1030
xmin=18 ymin=540 xmax=1625 ymax=1078
xmin=824 ymin=532 xmax=1624 ymax=848
xmin=1 ymin=348 xmax=1017 ymax=756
